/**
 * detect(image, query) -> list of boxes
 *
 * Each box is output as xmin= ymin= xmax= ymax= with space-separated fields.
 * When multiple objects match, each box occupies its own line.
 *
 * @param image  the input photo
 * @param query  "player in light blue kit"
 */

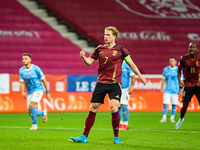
xmin=160 ymin=57 xmax=182 ymax=123
xmin=19 ymin=53 xmax=51 ymax=130
xmin=118 ymin=61 xmax=135 ymax=130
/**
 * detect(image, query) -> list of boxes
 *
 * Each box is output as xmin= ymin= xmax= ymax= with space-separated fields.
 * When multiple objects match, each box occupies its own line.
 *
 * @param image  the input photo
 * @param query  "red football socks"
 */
xmin=111 ymin=112 xmax=120 ymax=137
xmin=83 ymin=111 xmax=96 ymax=137
xmin=180 ymin=102 xmax=189 ymax=119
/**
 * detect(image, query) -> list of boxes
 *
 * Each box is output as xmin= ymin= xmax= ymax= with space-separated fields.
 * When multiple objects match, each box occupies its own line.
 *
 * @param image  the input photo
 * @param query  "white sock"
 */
xmin=170 ymin=115 xmax=175 ymax=120
xmin=163 ymin=114 xmax=166 ymax=120
xmin=124 ymin=121 xmax=128 ymax=126
xmin=43 ymin=110 xmax=47 ymax=116
xmin=120 ymin=121 xmax=123 ymax=124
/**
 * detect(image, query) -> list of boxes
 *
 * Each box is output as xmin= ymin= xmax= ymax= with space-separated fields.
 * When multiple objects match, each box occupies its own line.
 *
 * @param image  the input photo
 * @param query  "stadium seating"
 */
xmin=0 ymin=0 xmax=98 ymax=74
xmin=36 ymin=0 xmax=200 ymax=74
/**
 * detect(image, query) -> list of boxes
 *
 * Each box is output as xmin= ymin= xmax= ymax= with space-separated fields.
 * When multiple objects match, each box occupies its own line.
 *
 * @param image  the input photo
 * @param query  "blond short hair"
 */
xmin=105 ymin=26 xmax=119 ymax=38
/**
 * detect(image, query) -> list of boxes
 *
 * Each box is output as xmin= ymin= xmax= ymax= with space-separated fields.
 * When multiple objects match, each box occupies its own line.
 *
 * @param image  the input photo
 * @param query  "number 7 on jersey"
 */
xmin=104 ymin=57 xmax=108 ymax=64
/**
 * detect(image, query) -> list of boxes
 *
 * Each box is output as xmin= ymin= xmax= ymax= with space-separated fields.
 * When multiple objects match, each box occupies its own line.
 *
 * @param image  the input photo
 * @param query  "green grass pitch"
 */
xmin=0 ymin=112 xmax=199 ymax=150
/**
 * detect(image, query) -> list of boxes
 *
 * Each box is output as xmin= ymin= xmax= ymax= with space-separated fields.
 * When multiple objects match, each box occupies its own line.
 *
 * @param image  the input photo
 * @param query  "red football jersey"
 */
xmin=90 ymin=44 xmax=130 ymax=84
xmin=178 ymin=54 xmax=200 ymax=87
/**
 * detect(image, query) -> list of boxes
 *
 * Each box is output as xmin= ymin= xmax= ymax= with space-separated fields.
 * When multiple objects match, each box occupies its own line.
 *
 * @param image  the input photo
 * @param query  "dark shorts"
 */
xmin=91 ymin=82 xmax=122 ymax=104
xmin=182 ymin=86 xmax=200 ymax=103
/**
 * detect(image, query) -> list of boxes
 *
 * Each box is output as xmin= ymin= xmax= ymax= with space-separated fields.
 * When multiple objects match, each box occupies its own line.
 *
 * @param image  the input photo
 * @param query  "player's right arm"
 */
xmin=161 ymin=79 xmax=165 ymax=93
xmin=80 ymin=50 xmax=95 ymax=66
xmin=20 ymin=81 xmax=27 ymax=98
xmin=19 ymin=69 xmax=26 ymax=98
xmin=161 ymin=68 xmax=166 ymax=93
xmin=178 ymin=67 xmax=184 ymax=88
xmin=177 ymin=57 xmax=184 ymax=88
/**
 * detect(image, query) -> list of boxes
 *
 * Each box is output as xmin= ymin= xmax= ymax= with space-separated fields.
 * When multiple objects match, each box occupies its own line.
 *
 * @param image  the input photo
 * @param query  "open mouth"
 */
xmin=190 ymin=50 xmax=195 ymax=53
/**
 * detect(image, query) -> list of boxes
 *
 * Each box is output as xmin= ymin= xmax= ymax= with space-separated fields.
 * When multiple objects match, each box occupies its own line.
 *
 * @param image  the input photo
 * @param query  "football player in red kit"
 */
xmin=175 ymin=42 xmax=200 ymax=129
xmin=70 ymin=26 xmax=146 ymax=144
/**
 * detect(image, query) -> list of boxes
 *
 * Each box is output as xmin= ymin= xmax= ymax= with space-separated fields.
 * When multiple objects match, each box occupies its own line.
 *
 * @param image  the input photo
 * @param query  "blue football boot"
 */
xmin=70 ymin=135 xmax=88 ymax=143
xmin=114 ymin=136 xmax=123 ymax=144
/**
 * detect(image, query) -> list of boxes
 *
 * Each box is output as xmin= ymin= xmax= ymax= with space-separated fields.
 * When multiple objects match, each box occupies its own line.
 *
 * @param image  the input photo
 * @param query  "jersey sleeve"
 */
xmin=35 ymin=66 xmax=45 ymax=80
xmin=90 ymin=45 xmax=100 ymax=60
xmin=121 ymin=46 xmax=130 ymax=59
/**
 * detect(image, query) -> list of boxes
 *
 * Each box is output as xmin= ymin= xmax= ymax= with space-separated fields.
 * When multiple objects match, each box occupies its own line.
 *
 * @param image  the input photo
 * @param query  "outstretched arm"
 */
xmin=80 ymin=50 xmax=95 ymax=66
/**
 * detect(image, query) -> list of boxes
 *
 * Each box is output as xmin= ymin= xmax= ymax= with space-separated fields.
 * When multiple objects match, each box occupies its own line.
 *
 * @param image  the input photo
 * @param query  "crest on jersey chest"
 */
xmin=196 ymin=61 xmax=199 ymax=66
xmin=186 ymin=62 xmax=190 ymax=66
xmin=113 ymin=50 xmax=117 ymax=56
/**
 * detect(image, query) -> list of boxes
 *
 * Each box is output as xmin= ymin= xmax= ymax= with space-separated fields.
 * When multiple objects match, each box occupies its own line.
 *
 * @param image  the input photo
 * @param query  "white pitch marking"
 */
xmin=0 ymin=126 xmax=199 ymax=133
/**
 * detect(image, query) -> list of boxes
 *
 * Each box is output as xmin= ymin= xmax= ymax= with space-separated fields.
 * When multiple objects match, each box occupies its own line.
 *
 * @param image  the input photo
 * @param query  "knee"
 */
xmin=111 ymin=108 xmax=118 ymax=113
xmin=111 ymin=107 xmax=118 ymax=113
xmin=29 ymin=101 xmax=36 ymax=109
xmin=182 ymin=106 xmax=188 ymax=110
xmin=182 ymin=102 xmax=189 ymax=109
xmin=121 ymin=105 xmax=128 ymax=111
xmin=89 ymin=103 xmax=100 ymax=113
xmin=110 ymin=103 xmax=119 ymax=113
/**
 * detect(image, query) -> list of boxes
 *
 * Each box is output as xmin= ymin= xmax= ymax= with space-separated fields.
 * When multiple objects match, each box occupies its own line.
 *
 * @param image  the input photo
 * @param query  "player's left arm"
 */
xmin=125 ymin=55 xmax=146 ymax=85
xmin=128 ymin=75 xmax=135 ymax=95
xmin=179 ymin=72 xmax=184 ymax=95
xmin=41 ymin=78 xmax=52 ymax=101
